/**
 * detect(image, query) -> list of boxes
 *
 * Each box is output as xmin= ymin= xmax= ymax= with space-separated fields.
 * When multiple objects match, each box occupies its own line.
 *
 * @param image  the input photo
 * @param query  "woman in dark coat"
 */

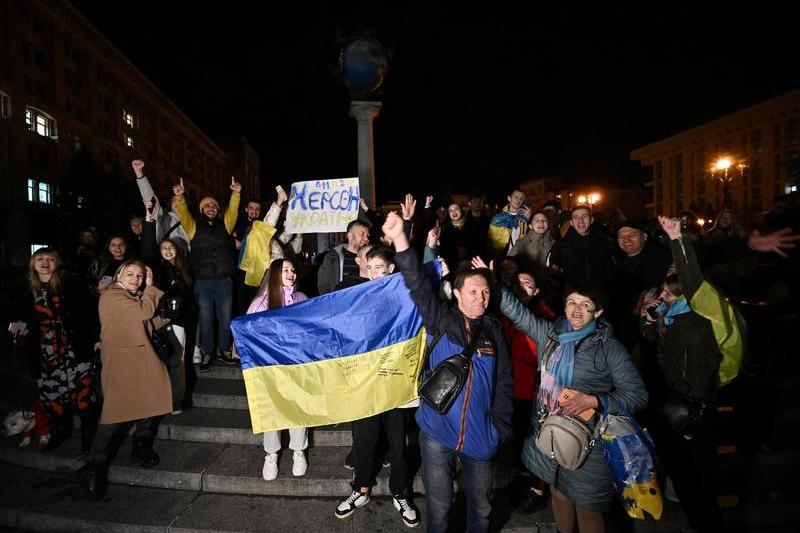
xmin=13 ymin=248 xmax=100 ymax=453
xmin=87 ymin=234 xmax=131 ymax=297
xmin=142 ymin=207 xmax=194 ymax=412
xmin=641 ymin=216 xmax=724 ymax=532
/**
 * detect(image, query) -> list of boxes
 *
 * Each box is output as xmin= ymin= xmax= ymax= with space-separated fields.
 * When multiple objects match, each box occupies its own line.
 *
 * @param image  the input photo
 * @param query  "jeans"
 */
xmin=194 ymin=277 xmax=233 ymax=354
xmin=420 ymin=431 xmax=494 ymax=533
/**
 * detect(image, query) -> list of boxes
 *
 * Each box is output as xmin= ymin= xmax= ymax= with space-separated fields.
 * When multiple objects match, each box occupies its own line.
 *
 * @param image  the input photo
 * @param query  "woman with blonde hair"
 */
xmin=83 ymin=260 xmax=172 ymax=499
xmin=12 ymin=247 xmax=100 ymax=453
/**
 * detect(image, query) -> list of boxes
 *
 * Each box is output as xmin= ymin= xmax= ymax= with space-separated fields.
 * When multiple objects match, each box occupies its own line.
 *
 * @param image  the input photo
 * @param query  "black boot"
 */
xmin=79 ymin=409 xmax=98 ymax=457
xmin=80 ymin=461 xmax=107 ymax=500
xmin=131 ymin=436 xmax=160 ymax=468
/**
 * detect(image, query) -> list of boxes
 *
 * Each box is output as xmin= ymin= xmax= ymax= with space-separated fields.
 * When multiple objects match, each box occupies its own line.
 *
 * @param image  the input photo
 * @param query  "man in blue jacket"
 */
xmin=383 ymin=211 xmax=513 ymax=533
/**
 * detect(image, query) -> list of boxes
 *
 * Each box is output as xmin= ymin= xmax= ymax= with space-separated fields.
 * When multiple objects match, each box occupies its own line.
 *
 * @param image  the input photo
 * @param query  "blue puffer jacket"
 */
xmin=394 ymin=249 xmax=514 ymax=461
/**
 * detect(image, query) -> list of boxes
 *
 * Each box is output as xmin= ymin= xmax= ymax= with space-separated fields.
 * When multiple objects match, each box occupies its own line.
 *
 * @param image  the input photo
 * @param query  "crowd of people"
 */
xmin=9 ymin=158 xmax=800 ymax=532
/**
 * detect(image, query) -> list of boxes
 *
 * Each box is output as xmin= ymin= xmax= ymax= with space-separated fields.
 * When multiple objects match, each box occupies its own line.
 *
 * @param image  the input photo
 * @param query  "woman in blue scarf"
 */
xmin=476 ymin=254 xmax=648 ymax=533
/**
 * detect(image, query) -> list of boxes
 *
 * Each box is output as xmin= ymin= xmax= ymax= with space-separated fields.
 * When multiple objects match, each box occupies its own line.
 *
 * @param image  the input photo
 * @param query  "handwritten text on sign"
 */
xmin=285 ymin=178 xmax=360 ymax=234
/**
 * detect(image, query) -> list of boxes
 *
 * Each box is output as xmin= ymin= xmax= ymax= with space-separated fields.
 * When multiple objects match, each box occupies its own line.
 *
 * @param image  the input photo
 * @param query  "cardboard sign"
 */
xmin=284 ymin=178 xmax=360 ymax=234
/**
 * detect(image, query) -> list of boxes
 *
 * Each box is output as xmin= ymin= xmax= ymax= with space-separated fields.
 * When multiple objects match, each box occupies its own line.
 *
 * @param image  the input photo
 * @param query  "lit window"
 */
xmin=125 ymin=135 xmax=135 ymax=148
xmin=123 ymin=109 xmax=134 ymax=128
xmin=31 ymin=243 xmax=48 ymax=254
xmin=0 ymin=91 xmax=9 ymax=118
xmin=27 ymin=179 xmax=52 ymax=204
xmin=24 ymin=107 xmax=57 ymax=139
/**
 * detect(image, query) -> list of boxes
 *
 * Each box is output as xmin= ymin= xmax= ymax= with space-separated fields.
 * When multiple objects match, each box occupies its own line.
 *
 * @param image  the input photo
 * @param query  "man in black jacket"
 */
xmin=549 ymin=204 xmax=617 ymax=289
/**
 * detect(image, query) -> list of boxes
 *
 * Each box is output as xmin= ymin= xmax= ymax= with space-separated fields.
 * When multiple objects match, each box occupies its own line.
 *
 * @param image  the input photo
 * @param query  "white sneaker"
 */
xmin=192 ymin=346 xmax=202 ymax=364
xmin=335 ymin=490 xmax=370 ymax=519
xmin=262 ymin=453 xmax=278 ymax=481
xmin=393 ymin=494 xmax=420 ymax=528
xmin=292 ymin=450 xmax=307 ymax=477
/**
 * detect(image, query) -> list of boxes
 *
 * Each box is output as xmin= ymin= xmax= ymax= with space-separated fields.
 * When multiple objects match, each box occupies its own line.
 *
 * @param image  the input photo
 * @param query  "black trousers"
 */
xmin=651 ymin=411 xmax=722 ymax=532
xmin=92 ymin=417 xmax=161 ymax=464
xmin=352 ymin=408 xmax=409 ymax=496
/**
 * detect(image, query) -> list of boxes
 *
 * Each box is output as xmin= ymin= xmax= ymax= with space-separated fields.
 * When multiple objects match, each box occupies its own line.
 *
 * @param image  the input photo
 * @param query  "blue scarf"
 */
xmin=539 ymin=319 xmax=597 ymax=414
xmin=656 ymin=297 xmax=691 ymax=326
xmin=550 ymin=319 xmax=597 ymax=389
xmin=490 ymin=209 xmax=527 ymax=229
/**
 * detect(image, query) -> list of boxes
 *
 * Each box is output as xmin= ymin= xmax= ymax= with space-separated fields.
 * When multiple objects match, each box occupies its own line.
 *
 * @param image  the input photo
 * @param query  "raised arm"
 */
xmin=172 ymin=178 xmax=196 ymax=239
xmin=659 ymin=215 xmax=703 ymax=299
xmin=224 ymin=177 xmax=242 ymax=234
xmin=132 ymin=160 xmax=164 ymax=222
xmin=385 ymin=211 xmax=445 ymax=330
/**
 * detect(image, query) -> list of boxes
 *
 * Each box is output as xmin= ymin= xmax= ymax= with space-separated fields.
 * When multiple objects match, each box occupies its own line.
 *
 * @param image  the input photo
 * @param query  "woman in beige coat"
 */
xmin=83 ymin=260 xmax=172 ymax=500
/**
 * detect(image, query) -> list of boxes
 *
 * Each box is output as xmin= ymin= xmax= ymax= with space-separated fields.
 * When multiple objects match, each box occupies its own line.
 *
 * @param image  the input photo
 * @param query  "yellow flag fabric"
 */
xmin=689 ymin=281 xmax=744 ymax=387
xmin=231 ymin=274 xmax=427 ymax=433
xmin=243 ymin=328 xmax=426 ymax=432
xmin=239 ymin=221 xmax=277 ymax=287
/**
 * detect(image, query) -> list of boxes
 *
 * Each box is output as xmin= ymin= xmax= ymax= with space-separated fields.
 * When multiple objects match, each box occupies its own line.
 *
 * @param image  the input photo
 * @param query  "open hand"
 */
xmin=747 ymin=228 xmax=800 ymax=258
xmin=400 ymin=194 xmax=417 ymax=221
xmin=658 ymin=215 xmax=682 ymax=240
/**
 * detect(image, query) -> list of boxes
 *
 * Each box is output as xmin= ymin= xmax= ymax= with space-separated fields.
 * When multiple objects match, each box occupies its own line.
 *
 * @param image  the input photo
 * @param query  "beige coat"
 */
xmin=98 ymin=284 xmax=172 ymax=424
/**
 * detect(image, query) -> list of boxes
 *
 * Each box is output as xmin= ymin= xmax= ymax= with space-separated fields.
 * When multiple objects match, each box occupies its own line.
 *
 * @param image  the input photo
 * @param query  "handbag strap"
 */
xmin=423 ymin=314 xmax=448 ymax=374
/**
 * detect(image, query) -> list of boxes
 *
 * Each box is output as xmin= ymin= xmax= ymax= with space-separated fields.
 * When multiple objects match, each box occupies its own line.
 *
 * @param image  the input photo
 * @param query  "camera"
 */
xmin=646 ymin=305 xmax=660 ymax=320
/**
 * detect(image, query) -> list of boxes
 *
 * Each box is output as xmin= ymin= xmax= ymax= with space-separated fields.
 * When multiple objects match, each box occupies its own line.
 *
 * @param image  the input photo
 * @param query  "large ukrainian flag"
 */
xmin=231 ymin=273 xmax=426 ymax=433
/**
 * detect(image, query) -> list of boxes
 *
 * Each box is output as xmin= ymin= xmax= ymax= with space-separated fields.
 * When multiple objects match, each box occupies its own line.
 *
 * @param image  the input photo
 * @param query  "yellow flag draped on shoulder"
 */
xmin=230 ymin=273 xmax=426 ymax=433
xmin=239 ymin=221 xmax=277 ymax=287
xmin=689 ymin=281 xmax=744 ymax=387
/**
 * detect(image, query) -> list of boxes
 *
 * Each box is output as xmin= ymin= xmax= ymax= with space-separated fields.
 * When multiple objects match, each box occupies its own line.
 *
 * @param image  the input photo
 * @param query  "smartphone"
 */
xmin=646 ymin=305 xmax=660 ymax=320
xmin=8 ymin=321 xmax=27 ymax=334
xmin=100 ymin=276 xmax=113 ymax=285
xmin=558 ymin=388 xmax=596 ymax=421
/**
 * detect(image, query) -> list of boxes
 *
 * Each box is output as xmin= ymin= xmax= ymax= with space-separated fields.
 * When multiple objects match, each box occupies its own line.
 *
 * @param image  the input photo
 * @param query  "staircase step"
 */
xmin=0 ymin=435 xmax=517 ymax=498
xmin=0 ymin=463 xmax=559 ymax=532
xmin=157 ymin=408 xmax=353 ymax=446
xmin=191 ymin=377 xmax=248 ymax=410
xmin=198 ymin=364 xmax=243 ymax=380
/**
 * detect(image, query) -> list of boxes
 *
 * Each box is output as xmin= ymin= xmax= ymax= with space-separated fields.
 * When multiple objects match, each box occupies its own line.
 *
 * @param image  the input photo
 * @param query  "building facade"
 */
xmin=631 ymin=90 xmax=800 ymax=221
xmin=0 ymin=0 xmax=260 ymax=266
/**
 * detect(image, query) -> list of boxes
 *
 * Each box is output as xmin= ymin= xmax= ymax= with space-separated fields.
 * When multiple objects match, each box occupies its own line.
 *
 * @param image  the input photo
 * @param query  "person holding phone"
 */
xmin=12 ymin=248 xmax=100 ymax=454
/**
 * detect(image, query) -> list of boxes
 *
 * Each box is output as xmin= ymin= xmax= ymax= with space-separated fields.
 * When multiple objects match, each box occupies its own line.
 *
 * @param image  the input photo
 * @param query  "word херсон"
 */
xmin=290 ymin=182 xmax=360 ymax=212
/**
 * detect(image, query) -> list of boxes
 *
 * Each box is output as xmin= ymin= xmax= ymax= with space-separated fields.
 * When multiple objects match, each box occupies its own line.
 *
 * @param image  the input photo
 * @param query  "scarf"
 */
xmin=655 ymin=297 xmax=691 ymax=326
xmin=539 ymin=319 xmax=597 ymax=414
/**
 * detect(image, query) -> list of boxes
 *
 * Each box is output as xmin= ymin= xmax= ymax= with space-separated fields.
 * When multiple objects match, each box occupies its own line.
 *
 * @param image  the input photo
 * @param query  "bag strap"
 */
xmin=165 ymin=221 xmax=182 ymax=239
xmin=461 ymin=318 xmax=483 ymax=361
xmin=423 ymin=313 xmax=448 ymax=374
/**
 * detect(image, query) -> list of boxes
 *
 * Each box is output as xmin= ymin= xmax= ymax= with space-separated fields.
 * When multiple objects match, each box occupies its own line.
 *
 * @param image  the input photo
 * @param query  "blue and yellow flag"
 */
xmin=231 ymin=274 xmax=426 ymax=433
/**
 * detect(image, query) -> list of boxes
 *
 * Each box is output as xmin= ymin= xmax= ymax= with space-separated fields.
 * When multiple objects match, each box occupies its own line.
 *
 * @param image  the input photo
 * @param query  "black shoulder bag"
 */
xmin=418 ymin=317 xmax=483 ymax=415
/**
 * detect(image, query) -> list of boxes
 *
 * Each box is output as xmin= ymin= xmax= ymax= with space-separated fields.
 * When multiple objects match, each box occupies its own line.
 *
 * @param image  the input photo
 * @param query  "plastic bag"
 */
xmin=598 ymin=401 xmax=663 ymax=520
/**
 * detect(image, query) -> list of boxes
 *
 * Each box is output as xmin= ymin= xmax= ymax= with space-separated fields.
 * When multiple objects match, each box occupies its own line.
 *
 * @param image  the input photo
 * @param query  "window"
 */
xmin=25 ymin=107 xmax=57 ymax=139
xmin=0 ymin=91 xmax=9 ymax=118
xmin=31 ymin=244 xmax=48 ymax=254
xmin=27 ymin=179 xmax=52 ymax=205
xmin=125 ymin=135 xmax=135 ymax=148
xmin=123 ymin=110 xmax=134 ymax=128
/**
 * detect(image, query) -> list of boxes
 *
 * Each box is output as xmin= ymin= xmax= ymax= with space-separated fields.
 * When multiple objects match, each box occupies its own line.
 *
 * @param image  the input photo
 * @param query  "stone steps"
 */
xmin=0 ymin=463 xmax=558 ymax=533
xmin=0 ymin=433 xmax=518 ymax=497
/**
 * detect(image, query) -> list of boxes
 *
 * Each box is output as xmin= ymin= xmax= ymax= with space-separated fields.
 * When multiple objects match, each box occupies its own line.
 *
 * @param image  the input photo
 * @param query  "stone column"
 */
xmin=349 ymin=101 xmax=382 ymax=209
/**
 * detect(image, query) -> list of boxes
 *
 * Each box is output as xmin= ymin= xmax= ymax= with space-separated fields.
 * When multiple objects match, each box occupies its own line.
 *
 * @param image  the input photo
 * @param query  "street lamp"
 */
xmin=709 ymin=155 xmax=746 ymax=209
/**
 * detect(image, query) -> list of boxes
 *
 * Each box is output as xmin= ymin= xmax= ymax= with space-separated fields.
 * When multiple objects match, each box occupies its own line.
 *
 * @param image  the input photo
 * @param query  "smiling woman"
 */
xmin=497 ymin=280 xmax=647 ymax=533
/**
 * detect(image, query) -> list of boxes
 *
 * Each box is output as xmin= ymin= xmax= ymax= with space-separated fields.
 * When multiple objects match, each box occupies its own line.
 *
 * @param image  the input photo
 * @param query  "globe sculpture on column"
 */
xmin=341 ymin=38 xmax=388 ymax=209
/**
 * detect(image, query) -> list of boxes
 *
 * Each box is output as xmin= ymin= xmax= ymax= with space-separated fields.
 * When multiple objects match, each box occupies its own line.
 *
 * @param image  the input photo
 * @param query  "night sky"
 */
xmin=71 ymin=2 xmax=799 ymax=205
